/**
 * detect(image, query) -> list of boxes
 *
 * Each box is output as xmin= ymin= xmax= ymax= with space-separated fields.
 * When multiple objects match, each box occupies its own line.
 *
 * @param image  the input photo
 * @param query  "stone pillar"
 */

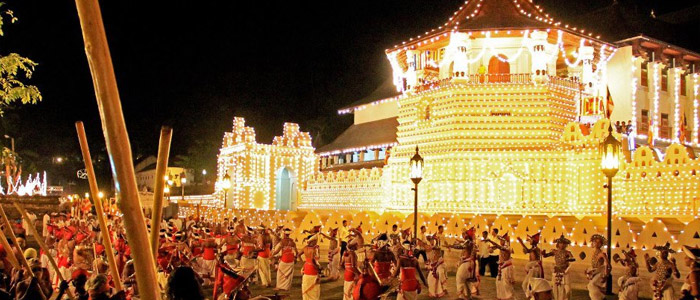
xmin=359 ymin=151 xmax=365 ymax=162
xmin=345 ymin=153 xmax=352 ymax=164
xmin=529 ymin=30 xmax=550 ymax=83
xmin=647 ymin=61 xmax=666 ymax=140
xmin=373 ymin=149 xmax=380 ymax=160
xmin=579 ymin=45 xmax=595 ymax=91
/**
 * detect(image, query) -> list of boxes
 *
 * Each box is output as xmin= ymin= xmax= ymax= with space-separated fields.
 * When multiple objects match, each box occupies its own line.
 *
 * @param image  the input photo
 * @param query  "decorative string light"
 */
xmin=673 ymin=67 xmax=681 ymax=142
xmin=630 ymin=57 xmax=639 ymax=136
xmin=694 ymin=74 xmax=699 ymax=145
xmin=652 ymin=63 xmax=660 ymax=142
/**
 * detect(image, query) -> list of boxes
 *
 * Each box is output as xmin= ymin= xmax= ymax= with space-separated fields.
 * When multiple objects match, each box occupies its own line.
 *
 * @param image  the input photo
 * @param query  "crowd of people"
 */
xmin=0 ymin=200 xmax=697 ymax=300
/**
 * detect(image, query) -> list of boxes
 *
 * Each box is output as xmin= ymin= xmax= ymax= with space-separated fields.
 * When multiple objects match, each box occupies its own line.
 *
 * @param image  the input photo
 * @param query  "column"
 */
xmin=671 ymin=67 xmax=682 ymax=142
xmin=647 ymin=61 xmax=665 ymax=142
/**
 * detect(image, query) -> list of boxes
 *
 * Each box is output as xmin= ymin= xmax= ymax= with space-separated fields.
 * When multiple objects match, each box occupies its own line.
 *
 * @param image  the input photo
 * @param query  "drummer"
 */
xmin=393 ymin=240 xmax=427 ymax=300
xmin=371 ymin=233 xmax=396 ymax=285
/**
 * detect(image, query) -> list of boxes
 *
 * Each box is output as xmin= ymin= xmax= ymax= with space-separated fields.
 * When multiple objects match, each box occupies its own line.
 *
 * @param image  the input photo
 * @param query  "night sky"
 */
xmin=0 ymin=0 xmax=697 ymax=190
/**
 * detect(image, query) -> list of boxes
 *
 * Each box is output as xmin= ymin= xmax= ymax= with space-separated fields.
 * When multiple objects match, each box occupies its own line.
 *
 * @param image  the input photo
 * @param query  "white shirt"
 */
xmin=488 ymin=237 xmax=500 ymax=256
xmin=42 ymin=214 xmax=50 ymax=237
xmin=478 ymin=239 xmax=492 ymax=258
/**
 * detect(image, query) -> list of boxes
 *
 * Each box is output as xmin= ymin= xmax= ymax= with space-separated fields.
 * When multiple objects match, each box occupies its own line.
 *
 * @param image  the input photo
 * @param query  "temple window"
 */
xmin=641 ymin=61 xmax=648 ymax=87
xmin=660 ymin=113 xmax=670 ymax=139
xmin=352 ymin=152 xmax=360 ymax=162
xmin=378 ymin=148 xmax=386 ymax=160
xmin=661 ymin=68 xmax=668 ymax=91
xmin=639 ymin=109 xmax=649 ymax=134
xmin=680 ymin=73 xmax=686 ymax=96
xmin=365 ymin=149 xmax=376 ymax=161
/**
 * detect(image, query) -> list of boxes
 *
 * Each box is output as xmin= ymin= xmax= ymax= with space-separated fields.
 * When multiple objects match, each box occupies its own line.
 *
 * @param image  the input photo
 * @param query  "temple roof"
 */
xmin=316 ymin=117 xmax=398 ymax=155
xmin=445 ymin=0 xmax=553 ymax=31
xmin=387 ymin=0 xmax=611 ymax=53
xmin=338 ymin=79 xmax=399 ymax=114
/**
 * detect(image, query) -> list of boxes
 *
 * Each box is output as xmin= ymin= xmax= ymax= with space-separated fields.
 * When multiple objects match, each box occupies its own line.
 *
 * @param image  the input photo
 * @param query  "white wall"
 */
xmin=606 ymin=46 xmax=634 ymax=124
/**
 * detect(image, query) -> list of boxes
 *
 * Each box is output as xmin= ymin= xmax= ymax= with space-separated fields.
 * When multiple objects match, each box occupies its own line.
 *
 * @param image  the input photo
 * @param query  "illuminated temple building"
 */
xmin=215 ymin=0 xmax=700 ymax=220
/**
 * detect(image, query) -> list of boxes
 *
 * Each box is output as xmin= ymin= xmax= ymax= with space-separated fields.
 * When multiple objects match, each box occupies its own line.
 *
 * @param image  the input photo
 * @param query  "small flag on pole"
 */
xmin=605 ymin=87 xmax=614 ymax=118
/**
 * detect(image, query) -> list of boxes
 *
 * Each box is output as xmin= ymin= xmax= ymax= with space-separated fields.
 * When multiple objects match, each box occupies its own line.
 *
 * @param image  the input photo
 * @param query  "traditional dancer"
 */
xmin=645 ymin=243 xmax=681 ymax=300
xmin=426 ymin=243 xmax=447 ymax=298
xmin=213 ymin=253 xmax=246 ymax=300
xmin=394 ymin=240 xmax=427 ymax=300
xmin=517 ymin=232 xmax=546 ymax=299
xmin=343 ymin=242 xmax=360 ymax=300
xmin=614 ymin=249 xmax=640 ymax=300
xmin=543 ymin=234 xmax=575 ymax=300
xmin=239 ymin=232 xmax=257 ymax=276
xmin=348 ymin=226 xmax=366 ymax=270
xmin=490 ymin=232 xmax=514 ymax=300
xmin=586 ymin=234 xmax=609 ymax=300
xmin=200 ymin=231 xmax=219 ymax=284
xmin=680 ymin=245 xmax=700 ymax=300
xmin=371 ymin=233 xmax=396 ymax=285
xmin=452 ymin=227 xmax=478 ymax=300
xmin=352 ymin=259 xmax=383 ymax=300
xmin=257 ymin=227 xmax=273 ymax=287
xmin=320 ymin=227 xmax=341 ymax=281
xmin=299 ymin=233 xmax=321 ymax=300
xmin=272 ymin=228 xmax=296 ymax=291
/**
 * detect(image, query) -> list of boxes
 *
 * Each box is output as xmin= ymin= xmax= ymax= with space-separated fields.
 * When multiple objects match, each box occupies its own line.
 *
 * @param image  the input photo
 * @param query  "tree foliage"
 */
xmin=0 ymin=2 xmax=41 ymax=114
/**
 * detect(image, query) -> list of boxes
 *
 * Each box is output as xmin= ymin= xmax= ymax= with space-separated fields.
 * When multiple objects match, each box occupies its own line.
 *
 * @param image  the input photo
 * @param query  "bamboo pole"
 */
xmin=73 ymin=1 xmax=160 ymax=299
xmin=75 ymin=121 xmax=123 ymax=292
xmin=0 ymin=205 xmax=45 ymax=300
xmin=13 ymin=202 xmax=75 ymax=300
xmin=0 ymin=220 xmax=18 ymax=269
xmin=149 ymin=127 xmax=172 ymax=260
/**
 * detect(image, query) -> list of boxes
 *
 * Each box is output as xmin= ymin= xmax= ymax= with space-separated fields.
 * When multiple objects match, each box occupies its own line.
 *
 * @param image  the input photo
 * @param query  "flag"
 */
xmin=605 ymin=87 xmax=614 ymax=118
xmin=648 ymin=119 xmax=655 ymax=147
xmin=679 ymin=113 xmax=688 ymax=143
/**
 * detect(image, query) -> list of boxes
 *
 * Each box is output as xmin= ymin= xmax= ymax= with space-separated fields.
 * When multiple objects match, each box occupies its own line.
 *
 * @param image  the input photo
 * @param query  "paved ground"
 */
xmin=227 ymin=263 xmax=631 ymax=300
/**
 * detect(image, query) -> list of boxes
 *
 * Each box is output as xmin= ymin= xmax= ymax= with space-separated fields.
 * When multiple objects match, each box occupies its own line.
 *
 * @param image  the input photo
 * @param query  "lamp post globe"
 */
xmin=600 ymin=123 xmax=620 ymax=295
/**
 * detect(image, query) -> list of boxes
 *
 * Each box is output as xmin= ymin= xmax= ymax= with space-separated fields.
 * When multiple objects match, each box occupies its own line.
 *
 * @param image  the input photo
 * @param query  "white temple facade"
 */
xmin=216 ymin=0 xmax=700 ymax=220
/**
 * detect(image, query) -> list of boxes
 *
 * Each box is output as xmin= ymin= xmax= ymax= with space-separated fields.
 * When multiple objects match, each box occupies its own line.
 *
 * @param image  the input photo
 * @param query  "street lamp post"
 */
xmin=409 ymin=146 xmax=423 ymax=243
xmin=600 ymin=123 xmax=620 ymax=295
xmin=222 ymin=171 xmax=231 ymax=208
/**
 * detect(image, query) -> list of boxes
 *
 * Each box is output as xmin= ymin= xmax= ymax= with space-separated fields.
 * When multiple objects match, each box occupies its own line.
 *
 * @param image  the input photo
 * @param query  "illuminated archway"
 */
xmin=275 ymin=167 xmax=297 ymax=210
xmin=488 ymin=54 xmax=510 ymax=82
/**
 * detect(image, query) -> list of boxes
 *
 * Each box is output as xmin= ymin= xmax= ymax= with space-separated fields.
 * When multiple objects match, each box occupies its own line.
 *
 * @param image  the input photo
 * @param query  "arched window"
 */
xmin=488 ymin=54 xmax=510 ymax=82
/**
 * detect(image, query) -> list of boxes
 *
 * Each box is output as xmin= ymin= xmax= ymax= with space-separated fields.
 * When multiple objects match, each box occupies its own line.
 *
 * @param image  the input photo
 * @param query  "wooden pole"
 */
xmin=73 ymin=1 xmax=160 ymax=299
xmin=0 ymin=221 xmax=18 ymax=269
xmin=12 ymin=202 xmax=75 ymax=300
xmin=75 ymin=121 xmax=123 ymax=292
xmin=0 ymin=205 xmax=45 ymax=300
xmin=150 ymin=127 xmax=172 ymax=260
